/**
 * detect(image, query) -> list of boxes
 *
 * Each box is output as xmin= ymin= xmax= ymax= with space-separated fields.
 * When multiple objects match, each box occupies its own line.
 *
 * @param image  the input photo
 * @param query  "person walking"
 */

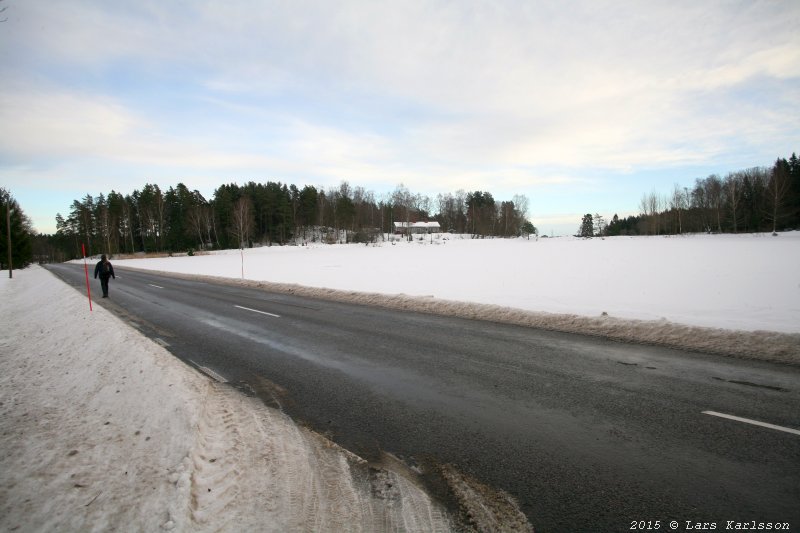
xmin=93 ymin=254 xmax=116 ymax=298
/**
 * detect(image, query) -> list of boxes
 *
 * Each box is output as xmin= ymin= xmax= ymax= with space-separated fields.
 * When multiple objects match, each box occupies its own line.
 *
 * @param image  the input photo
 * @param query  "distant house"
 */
xmin=393 ymin=221 xmax=441 ymax=235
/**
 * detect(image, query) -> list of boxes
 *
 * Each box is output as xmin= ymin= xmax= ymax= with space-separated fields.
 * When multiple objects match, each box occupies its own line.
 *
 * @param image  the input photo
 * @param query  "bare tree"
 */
xmin=706 ymin=174 xmax=723 ymax=233
xmin=204 ymin=205 xmax=219 ymax=248
xmin=230 ymin=196 xmax=254 ymax=248
xmin=454 ymin=189 xmax=467 ymax=233
xmin=593 ymin=213 xmax=606 ymax=236
xmin=187 ymin=206 xmax=204 ymax=248
xmin=154 ymin=186 xmax=166 ymax=251
xmin=392 ymin=184 xmax=413 ymax=241
xmin=418 ymin=194 xmax=432 ymax=219
xmin=724 ymin=172 xmax=743 ymax=233
xmin=437 ymin=191 xmax=469 ymax=233
xmin=640 ymin=190 xmax=661 ymax=235
xmin=327 ymin=186 xmax=340 ymax=242
xmin=639 ymin=193 xmax=650 ymax=233
xmin=120 ymin=200 xmax=135 ymax=252
xmin=436 ymin=193 xmax=451 ymax=231
xmin=649 ymin=191 xmax=663 ymax=235
xmin=186 ymin=191 xmax=209 ymax=248
xmin=317 ymin=189 xmax=326 ymax=230
xmin=512 ymin=194 xmax=529 ymax=232
xmin=670 ymin=183 xmax=687 ymax=234
xmin=691 ymin=179 xmax=711 ymax=233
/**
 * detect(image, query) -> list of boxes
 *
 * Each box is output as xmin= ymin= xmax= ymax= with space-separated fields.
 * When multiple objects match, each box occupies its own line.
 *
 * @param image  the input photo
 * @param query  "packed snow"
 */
xmin=111 ymin=233 xmax=800 ymax=363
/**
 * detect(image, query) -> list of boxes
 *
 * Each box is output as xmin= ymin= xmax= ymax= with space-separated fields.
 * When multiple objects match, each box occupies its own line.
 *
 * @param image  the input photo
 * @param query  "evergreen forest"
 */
xmin=38 ymin=183 xmax=533 ymax=262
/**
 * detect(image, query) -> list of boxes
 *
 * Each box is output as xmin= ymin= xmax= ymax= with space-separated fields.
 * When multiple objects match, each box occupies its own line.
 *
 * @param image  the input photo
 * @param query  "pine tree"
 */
xmin=579 ymin=214 xmax=594 ymax=237
xmin=1 ymin=188 xmax=34 ymax=271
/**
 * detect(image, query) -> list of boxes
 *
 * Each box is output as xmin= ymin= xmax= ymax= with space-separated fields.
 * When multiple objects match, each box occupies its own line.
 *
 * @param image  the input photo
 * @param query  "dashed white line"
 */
xmin=702 ymin=411 xmax=800 ymax=436
xmin=234 ymin=304 xmax=281 ymax=318
xmin=148 ymin=283 xmax=164 ymax=289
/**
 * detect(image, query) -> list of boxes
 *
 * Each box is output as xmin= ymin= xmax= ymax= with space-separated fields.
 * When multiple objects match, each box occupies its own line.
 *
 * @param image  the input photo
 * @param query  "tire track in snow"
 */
xmin=185 ymin=381 xmax=458 ymax=532
xmin=189 ymin=382 xmax=244 ymax=529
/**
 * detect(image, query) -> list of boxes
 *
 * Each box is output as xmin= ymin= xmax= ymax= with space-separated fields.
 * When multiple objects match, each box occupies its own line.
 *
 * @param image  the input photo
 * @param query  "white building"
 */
xmin=393 ymin=221 xmax=441 ymax=235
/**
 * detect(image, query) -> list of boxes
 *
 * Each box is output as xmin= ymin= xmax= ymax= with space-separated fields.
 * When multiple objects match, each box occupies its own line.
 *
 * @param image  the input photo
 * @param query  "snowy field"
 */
xmin=111 ymin=232 xmax=800 ymax=362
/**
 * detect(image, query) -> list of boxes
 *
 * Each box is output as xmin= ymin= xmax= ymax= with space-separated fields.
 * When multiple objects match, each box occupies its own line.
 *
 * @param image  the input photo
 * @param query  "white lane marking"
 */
xmin=148 ymin=283 xmax=164 ymax=289
xmin=702 ymin=411 xmax=800 ymax=436
xmin=189 ymin=360 xmax=228 ymax=383
xmin=234 ymin=304 xmax=281 ymax=318
xmin=153 ymin=337 xmax=170 ymax=347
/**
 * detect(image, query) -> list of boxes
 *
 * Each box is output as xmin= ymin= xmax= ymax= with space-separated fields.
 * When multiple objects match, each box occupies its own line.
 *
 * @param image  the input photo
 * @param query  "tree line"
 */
xmin=41 ymin=182 xmax=533 ymax=261
xmin=579 ymin=152 xmax=800 ymax=237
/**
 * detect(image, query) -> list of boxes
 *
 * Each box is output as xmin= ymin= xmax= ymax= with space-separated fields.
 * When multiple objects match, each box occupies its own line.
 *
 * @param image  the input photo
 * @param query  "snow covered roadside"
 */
xmin=1 ymin=267 xmax=489 ymax=532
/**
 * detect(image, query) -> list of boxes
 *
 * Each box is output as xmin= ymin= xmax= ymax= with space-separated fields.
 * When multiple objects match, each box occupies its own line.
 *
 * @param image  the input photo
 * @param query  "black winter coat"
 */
xmin=94 ymin=260 xmax=115 ymax=279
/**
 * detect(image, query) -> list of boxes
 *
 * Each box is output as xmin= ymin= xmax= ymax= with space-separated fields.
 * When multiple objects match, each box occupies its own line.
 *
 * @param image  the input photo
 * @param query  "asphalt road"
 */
xmin=46 ymin=263 xmax=800 ymax=532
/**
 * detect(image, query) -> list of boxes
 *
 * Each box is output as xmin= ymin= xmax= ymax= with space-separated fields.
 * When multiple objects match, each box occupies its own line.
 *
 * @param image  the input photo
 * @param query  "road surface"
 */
xmin=46 ymin=263 xmax=800 ymax=532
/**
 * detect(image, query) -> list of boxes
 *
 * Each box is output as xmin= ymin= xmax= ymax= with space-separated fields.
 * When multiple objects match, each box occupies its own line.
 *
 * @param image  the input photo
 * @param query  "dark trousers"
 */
xmin=99 ymin=275 xmax=110 ymax=297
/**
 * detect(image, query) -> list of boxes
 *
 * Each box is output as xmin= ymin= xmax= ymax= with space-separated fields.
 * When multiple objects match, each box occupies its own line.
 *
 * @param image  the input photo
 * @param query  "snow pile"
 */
xmin=0 ymin=267 xmax=465 ymax=532
xmin=111 ymin=233 xmax=800 ymax=364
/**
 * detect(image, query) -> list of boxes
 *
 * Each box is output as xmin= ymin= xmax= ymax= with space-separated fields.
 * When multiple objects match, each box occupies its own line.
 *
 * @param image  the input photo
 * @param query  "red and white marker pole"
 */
xmin=82 ymin=243 xmax=93 ymax=311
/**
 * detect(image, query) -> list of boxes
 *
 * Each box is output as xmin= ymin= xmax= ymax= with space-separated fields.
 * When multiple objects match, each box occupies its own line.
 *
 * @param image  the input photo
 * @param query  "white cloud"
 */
xmin=1 ymin=0 xmax=798 ymax=214
xmin=0 ymin=83 xmax=285 ymax=172
xmin=0 ymin=86 xmax=143 ymax=160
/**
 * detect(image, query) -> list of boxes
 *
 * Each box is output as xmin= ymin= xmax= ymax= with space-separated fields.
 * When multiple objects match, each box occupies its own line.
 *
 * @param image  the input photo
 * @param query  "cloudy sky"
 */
xmin=1 ymin=0 xmax=798 ymax=236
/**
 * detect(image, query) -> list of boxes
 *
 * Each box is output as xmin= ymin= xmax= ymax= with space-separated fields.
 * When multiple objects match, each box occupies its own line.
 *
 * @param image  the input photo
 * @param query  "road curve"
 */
xmin=46 ymin=263 xmax=800 ymax=532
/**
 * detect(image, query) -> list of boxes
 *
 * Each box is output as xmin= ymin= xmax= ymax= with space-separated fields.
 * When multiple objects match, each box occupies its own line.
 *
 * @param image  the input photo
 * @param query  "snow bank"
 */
xmin=111 ymin=233 xmax=800 ymax=364
xmin=0 ymin=267 xmax=475 ymax=532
